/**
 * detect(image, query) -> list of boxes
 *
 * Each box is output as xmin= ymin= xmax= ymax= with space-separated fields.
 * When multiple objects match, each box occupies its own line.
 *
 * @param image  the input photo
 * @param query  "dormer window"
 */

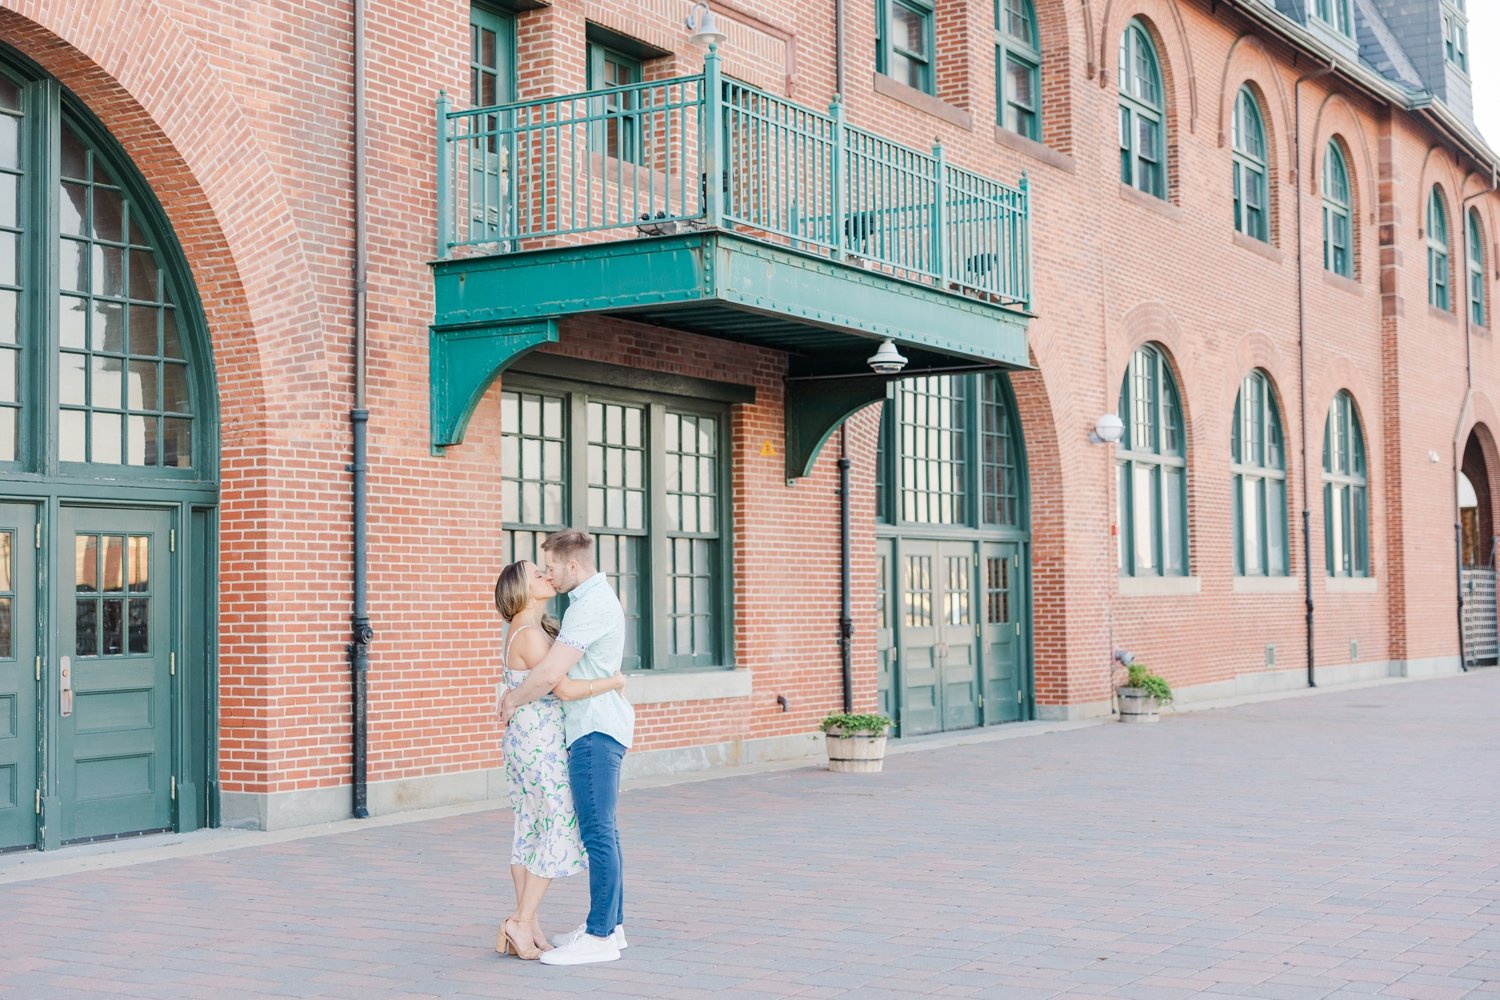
xmin=1312 ymin=0 xmax=1353 ymax=38
xmin=1443 ymin=1 xmax=1468 ymax=74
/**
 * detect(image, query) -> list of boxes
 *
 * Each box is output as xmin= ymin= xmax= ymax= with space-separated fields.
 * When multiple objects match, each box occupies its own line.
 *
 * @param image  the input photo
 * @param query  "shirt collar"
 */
xmin=570 ymin=571 xmax=606 ymax=601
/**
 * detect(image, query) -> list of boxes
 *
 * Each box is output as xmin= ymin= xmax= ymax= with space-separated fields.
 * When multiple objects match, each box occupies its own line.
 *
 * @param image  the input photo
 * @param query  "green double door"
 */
xmin=0 ymin=504 xmax=176 ymax=851
xmin=878 ymin=537 xmax=1029 ymax=737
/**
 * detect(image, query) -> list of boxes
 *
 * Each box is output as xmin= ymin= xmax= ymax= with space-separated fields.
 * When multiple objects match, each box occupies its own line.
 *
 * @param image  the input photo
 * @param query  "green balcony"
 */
xmin=430 ymin=49 xmax=1034 ymax=477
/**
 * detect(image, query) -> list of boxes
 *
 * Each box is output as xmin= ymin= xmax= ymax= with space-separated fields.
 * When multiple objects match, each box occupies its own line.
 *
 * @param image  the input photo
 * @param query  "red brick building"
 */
xmin=0 ymin=0 xmax=1494 ymax=847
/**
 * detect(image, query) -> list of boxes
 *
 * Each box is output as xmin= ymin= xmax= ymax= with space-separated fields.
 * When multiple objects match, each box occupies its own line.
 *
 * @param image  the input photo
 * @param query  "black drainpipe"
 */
xmin=348 ymin=0 xmax=373 ymax=819
xmin=838 ymin=425 xmax=853 ymax=713
xmin=1294 ymin=63 xmax=1335 ymax=689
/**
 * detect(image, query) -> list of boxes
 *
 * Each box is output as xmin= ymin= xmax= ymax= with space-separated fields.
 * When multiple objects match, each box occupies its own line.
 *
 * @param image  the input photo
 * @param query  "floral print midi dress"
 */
xmin=500 ymin=624 xmax=588 ymax=879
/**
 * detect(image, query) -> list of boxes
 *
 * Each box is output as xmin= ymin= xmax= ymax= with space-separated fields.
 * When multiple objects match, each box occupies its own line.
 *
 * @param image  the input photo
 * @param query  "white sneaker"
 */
xmin=552 ymin=923 xmax=627 ymax=949
xmin=538 ymin=931 xmax=620 ymax=966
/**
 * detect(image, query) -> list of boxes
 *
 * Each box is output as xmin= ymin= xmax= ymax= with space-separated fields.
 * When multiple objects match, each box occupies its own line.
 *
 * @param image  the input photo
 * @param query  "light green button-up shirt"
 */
xmin=555 ymin=572 xmax=635 ymax=749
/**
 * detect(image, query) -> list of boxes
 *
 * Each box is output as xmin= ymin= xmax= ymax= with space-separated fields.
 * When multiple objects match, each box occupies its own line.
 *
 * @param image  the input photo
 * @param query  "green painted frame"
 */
xmin=995 ymin=0 xmax=1041 ymax=140
xmin=430 ymin=319 xmax=557 ymax=453
xmin=0 ymin=49 xmax=220 ymax=846
xmin=1118 ymin=20 xmax=1166 ymax=200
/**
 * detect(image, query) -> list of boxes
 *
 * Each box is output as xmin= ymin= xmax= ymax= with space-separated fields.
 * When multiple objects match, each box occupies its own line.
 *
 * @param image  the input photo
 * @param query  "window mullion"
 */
xmin=647 ymin=401 xmax=669 ymax=669
xmin=37 ymin=79 xmax=62 ymax=478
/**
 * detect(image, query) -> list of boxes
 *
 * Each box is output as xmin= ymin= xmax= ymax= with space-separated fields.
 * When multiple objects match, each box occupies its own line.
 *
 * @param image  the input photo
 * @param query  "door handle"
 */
xmin=59 ymin=655 xmax=73 ymax=718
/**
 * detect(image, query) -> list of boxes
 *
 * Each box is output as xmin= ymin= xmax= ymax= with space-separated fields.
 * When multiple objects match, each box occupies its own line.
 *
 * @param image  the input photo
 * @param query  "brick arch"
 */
xmin=1308 ymin=93 xmax=1376 ymax=215
xmin=1215 ymin=35 xmax=1291 ymax=177
xmin=1223 ymin=77 xmax=1284 ymax=245
xmin=1096 ymin=0 xmax=1198 ymax=133
xmin=1008 ymin=354 xmax=1068 ymax=711
xmin=0 ymin=2 xmax=340 ymax=441
xmin=1460 ymin=410 xmax=1500 ymax=567
xmin=1415 ymin=147 xmax=1463 ymax=244
xmin=1310 ymin=358 xmax=1379 ymax=485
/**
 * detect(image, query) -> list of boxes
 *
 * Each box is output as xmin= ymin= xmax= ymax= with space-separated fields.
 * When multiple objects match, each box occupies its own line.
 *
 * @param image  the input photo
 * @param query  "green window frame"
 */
xmin=875 ymin=372 xmax=1025 ymax=531
xmin=586 ymin=42 xmax=644 ymax=164
xmin=1118 ymin=20 xmax=1165 ymax=200
xmin=1116 ymin=344 xmax=1187 ymax=577
xmin=876 ymin=0 xmax=935 ymax=95
xmin=1444 ymin=2 xmax=1468 ymax=74
xmin=1232 ymin=370 xmax=1287 ymax=577
xmin=1429 ymin=186 xmax=1451 ymax=311
xmin=1232 ymin=86 xmax=1269 ymax=243
xmin=1312 ymin=0 xmax=1353 ymax=37
xmin=500 ymin=376 xmax=731 ymax=671
xmin=1323 ymin=391 xmax=1369 ymax=578
xmin=995 ymin=0 xmax=1041 ymax=141
xmin=1469 ymin=208 xmax=1486 ymax=328
xmin=1322 ymin=141 xmax=1353 ymax=278
xmin=468 ymin=4 xmax=515 ymax=243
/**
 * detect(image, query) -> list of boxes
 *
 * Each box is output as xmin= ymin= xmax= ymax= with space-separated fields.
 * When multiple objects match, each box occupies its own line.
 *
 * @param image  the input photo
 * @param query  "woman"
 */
xmin=492 ymin=559 xmax=625 ymax=960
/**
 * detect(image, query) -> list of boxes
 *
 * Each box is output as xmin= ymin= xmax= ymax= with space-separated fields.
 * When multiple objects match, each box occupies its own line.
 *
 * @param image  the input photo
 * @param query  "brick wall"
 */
xmin=2 ymin=0 xmax=1494 ymax=810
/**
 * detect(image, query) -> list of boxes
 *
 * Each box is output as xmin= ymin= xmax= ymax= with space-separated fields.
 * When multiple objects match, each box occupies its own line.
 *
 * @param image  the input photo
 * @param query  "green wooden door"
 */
xmin=897 ymin=542 xmax=941 ymax=735
xmin=981 ymin=542 xmax=1026 ymax=723
xmin=469 ymin=6 xmax=515 ymax=243
xmin=55 ymin=507 xmax=174 ymax=844
xmin=936 ymin=543 xmax=981 ymax=732
xmin=875 ymin=541 xmax=897 ymax=724
xmin=898 ymin=540 xmax=983 ymax=735
xmin=0 ymin=504 xmax=37 ymax=850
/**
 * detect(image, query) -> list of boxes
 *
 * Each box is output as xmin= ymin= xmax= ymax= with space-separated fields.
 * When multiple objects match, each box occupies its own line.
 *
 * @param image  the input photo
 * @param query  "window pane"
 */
xmin=1241 ymin=476 xmax=1261 ymax=576
xmin=1132 ymin=463 xmax=1155 ymax=573
xmin=1164 ymin=467 xmax=1184 ymax=575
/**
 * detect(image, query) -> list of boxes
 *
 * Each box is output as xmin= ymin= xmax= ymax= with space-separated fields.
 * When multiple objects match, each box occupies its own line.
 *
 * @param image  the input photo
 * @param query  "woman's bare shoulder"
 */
xmin=508 ymin=625 xmax=554 ymax=668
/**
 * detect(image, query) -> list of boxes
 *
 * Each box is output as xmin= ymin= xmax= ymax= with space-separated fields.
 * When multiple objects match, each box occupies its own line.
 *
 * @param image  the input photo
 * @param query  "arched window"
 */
xmin=1117 ymin=344 xmax=1187 ymax=576
xmin=1322 ymin=141 xmax=1352 ymax=277
xmin=1232 ymin=87 xmax=1268 ymax=242
xmin=0 ymin=72 xmax=205 ymax=473
xmin=995 ymin=0 xmax=1041 ymax=141
xmin=1232 ymin=370 xmax=1287 ymax=576
xmin=1118 ymin=20 xmax=1165 ymax=200
xmin=1429 ymin=186 xmax=1451 ymax=311
xmin=1469 ymin=208 xmax=1486 ymax=328
xmin=1323 ymin=391 xmax=1369 ymax=578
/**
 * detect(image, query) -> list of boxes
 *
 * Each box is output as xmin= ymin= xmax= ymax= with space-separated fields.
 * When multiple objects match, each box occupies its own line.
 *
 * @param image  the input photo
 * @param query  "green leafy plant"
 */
xmin=1124 ymin=664 xmax=1173 ymax=704
xmin=820 ymin=712 xmax=892 ymax=737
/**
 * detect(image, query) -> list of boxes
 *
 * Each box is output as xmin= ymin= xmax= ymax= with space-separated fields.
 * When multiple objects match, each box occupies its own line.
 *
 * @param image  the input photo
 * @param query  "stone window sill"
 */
xmin=1233 ymin=230 xmax=1283 ymax=264
xmin=1118 ymin=575 xmax=1201 ymax=597
xmin=872 ymin=74 xmax=974 ymax=130
xmin=992 ymin=125 xmax=1074 ymax=172
xmin=1325 ymin=576 xmax=1377 ymax=594
xmin=1430 ymin=304 xmax=1458 ymax=323
xmin=1233 ymin=575 xmax=1300 ymax=594
xmin=1322 ymin=270 xmax=1363 ymax=295
xmin=625 ymin=667 xmax=752 ymax=704
xmin=1118 ymin=183 xmax=1183 ymax=221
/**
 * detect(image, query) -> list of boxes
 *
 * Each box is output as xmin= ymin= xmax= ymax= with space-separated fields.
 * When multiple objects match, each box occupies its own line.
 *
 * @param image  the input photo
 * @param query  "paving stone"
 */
xmin=2 ymin=672 xmax=1499 ymax=999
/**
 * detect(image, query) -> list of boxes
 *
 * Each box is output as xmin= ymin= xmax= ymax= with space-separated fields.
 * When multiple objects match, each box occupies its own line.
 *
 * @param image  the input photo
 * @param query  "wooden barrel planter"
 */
xmin=1117 ymin=687 xmax=1161 ymax=724
xmin=824 ymin=728 xmax=888 ymax=772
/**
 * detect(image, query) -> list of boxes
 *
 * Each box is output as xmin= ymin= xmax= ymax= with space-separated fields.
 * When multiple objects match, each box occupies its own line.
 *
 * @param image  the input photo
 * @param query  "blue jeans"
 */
xmin=568 ymin=732 xmax=625 ymax=937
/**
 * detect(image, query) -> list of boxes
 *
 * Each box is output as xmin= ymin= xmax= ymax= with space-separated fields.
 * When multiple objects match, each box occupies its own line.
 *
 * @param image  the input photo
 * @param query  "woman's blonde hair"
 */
xmin=493 ymin=560 xmax=560 ymax=637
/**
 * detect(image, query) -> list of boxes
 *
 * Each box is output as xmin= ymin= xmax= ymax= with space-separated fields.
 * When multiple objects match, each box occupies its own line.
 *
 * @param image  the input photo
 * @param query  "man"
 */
xmin=499 ymin=528 xmax=633 ymax=966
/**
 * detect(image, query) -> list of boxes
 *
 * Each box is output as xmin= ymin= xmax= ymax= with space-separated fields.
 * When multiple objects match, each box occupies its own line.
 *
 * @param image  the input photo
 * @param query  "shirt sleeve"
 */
xmin=556 ymin=598 xmax=610 ymax=654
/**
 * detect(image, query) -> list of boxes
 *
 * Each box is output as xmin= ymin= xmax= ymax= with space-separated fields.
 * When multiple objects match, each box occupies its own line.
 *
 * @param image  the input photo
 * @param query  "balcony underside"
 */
xmin=430 ymin=229 xmax=1031 ymax=477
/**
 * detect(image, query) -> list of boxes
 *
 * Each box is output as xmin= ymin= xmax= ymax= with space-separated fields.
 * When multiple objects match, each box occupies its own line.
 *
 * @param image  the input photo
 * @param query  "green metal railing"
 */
xmin=436 ymin=49 xmax=1032 ymax=308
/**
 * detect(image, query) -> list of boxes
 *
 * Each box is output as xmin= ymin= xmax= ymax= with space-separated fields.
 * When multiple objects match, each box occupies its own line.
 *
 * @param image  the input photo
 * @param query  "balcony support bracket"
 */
xmin=784 ymin=370 xmax=896 ymax=481
xmin=430 ymin=318 xmax=558 ymax=454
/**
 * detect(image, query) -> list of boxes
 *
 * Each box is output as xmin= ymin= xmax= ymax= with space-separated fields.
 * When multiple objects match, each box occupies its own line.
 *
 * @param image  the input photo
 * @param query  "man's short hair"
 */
xmin=541 ymin=528 xmax=594 ymax=564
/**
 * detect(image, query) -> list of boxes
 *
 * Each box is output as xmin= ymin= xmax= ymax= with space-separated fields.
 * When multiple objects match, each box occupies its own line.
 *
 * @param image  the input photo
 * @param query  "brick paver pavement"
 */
xmin=3 ymin=671 xmax=1499 ymax=999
